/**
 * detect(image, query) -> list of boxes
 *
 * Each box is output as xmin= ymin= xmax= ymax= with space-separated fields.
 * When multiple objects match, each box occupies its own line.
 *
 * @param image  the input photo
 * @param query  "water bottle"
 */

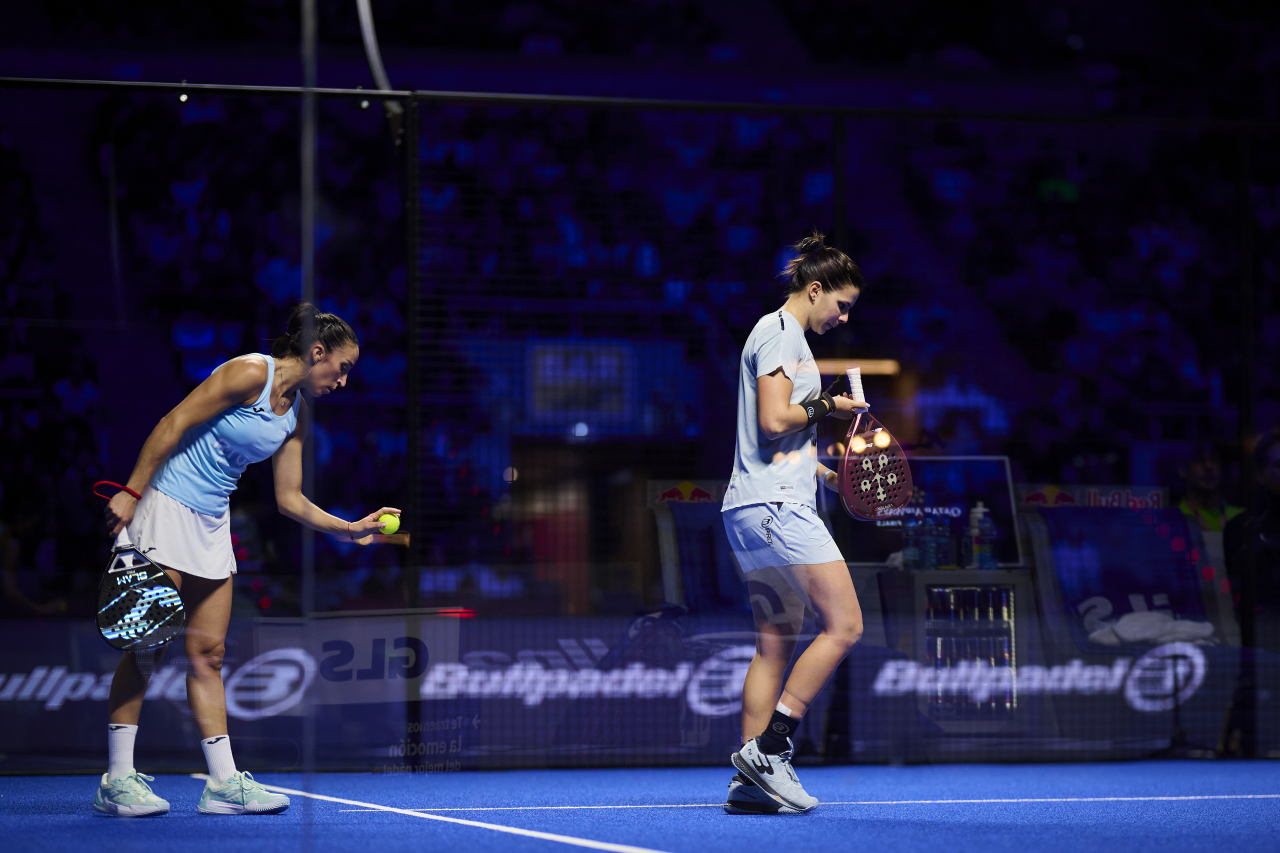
xmin=967 ymin=502 xmax=984 ymax=568
xmin=921 ymin=515 xmax=939 ymax=571
xmin=959 ymin=522 xmax=974 ymax=569
xmin=937 ymin=516 xmax=957 ymax=568
xmin=977 ymin=512 xmax=998 ymax=570
xmin=970 ymin=501 xmax=998 ymax=570
xmin=902 ymin=514 xmax=921 ymax=570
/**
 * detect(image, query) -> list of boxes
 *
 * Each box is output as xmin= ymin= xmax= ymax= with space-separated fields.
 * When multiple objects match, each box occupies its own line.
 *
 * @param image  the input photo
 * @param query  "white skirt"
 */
xmin=128 ymin=487 xmax=236 ymax=580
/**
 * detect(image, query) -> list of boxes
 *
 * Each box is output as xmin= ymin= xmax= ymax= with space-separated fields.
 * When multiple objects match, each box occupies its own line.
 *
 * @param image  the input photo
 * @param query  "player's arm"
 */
xmin=271 ymin=399 xmax=400 ymax=544
xmin=757 ymin=369 xmax=865 ymax=441
xmin=816 ymin=462 xmax=838 ymax=492
xmin=105 ymin=357 xmax=268 ymax=535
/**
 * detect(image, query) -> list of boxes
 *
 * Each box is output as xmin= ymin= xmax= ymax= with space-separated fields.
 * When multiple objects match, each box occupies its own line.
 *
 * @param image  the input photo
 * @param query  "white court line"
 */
xmin=188 ymin=774 xmax=671 ymax=853
xmin=336 ymin=793 xmax=1280 ymax=813
xmin=340 ymin=804 xmax=723 ymax=812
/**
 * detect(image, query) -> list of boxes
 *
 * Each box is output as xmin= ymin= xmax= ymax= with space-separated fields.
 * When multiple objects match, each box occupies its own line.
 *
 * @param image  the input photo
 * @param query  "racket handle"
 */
xmin=846 ymin=367 xmax=866 ymax=405
xmin=114 ymin=528 xmax=133 ymax=549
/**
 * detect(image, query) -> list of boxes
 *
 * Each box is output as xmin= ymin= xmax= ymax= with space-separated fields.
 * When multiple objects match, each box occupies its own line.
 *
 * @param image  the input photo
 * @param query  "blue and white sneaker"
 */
xmin=197 ymin=771 xmax=290 ymax=815
xmin=724 ymin=773 xmax=803 ymax=815
xmin=93 ymin=772 xmax=170 ymax=817
xmin=731 ymin=738 xmax=818 ymax=813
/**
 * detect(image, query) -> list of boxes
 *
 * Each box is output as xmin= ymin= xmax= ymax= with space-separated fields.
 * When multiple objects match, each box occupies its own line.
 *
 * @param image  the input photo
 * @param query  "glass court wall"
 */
xmin=1 ymin=79 xmax=1277 ymax=771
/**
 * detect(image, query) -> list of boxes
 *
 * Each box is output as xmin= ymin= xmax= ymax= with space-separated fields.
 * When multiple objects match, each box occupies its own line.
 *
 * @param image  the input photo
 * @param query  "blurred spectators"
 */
xmin=0 ymin=490 xmax=67 ymax=618
xmin=1177 ymin=443 xmax=1244 ymax=534
xmin=2 ymin=3 xmax=1279 ymax=617
xmin=1225 ymin=430 xmax=1280 ymax=642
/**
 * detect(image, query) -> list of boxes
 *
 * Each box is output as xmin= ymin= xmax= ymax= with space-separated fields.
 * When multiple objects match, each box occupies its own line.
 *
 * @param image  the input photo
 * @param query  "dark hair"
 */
xmin=1183 ymin=441 xmax=1222 ymax=466
xmin=271 ymin=302 xmax=359 ymax=360
xmin=1254 ymin=428 xmax=1280 ymax=471
xmin=781 ymin=230 xmax=863 ymax=295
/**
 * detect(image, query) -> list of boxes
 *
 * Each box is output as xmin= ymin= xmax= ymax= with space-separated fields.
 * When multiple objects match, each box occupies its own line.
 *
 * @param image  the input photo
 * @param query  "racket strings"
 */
xmin=98 ymin=568 xmax=185 ymax=651
xmin=839 ymin=416 xmax=912 ymax=520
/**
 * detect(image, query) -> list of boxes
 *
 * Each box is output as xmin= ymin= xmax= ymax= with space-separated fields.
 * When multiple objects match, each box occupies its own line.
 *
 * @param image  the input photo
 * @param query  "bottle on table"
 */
xmin=920 ymin=515 xmax=939 ymax=571
xmin=977 ymin=511 xmax=998 ymax=570
xmin=969 ymin=501 xmax=998 ymax=570
xmin=902 ymin=514 xmax=921 ymax=570
xmin=937 ymin=516 xmax=957 ymax=568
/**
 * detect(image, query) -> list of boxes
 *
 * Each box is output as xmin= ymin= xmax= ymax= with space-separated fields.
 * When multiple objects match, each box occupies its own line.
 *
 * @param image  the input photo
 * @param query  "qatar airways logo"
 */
xmin=871 ymin=642 xmax=1207 ymax=712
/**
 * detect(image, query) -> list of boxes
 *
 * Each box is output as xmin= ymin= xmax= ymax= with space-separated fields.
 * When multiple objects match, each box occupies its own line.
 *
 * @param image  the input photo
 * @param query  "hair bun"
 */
xmin=287 ymin=301 xmax=319 ymax=336
xmin=780 ymin=229 xmax=863 ymax=297
xmin=272 ymin=301 xmax=358 ymax=360
xmin=793 ymin=231 xmax=827 ymax=255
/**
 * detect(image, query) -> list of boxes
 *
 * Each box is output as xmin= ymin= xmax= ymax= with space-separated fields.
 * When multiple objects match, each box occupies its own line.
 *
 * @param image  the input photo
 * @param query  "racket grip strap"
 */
xmin=94 ymin=481 xmax=141 ymax=501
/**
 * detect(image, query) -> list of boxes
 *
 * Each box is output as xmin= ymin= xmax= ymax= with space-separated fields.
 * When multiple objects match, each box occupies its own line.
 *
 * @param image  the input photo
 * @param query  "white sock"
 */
xmin=107 ymin=724 xmax=138 ymax=782
xmin=200 ymin=735 xmax=237 ymax=784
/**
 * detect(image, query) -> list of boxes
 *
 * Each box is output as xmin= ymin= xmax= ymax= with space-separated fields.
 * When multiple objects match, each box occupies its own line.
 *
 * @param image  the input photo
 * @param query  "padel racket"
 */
xmin=96 ymin=530 xmax=185 ymax=651
xmin=837 ymin=368 xmax=913 ymax=521
xmin=93 ymin=482 xmax=185 ymax=651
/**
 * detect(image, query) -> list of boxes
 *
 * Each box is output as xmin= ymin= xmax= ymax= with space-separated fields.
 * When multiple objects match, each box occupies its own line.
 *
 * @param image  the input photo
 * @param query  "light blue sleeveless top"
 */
xmin=151 ymin=355 xmax=301 ymax=516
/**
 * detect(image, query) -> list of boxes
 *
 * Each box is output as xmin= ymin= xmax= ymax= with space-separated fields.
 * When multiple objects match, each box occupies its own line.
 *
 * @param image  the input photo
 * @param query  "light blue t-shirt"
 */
xmin=151 ymin=354 xmax=301 ymax=516
xmin=722 ymin=309 xmax=821 ymax=511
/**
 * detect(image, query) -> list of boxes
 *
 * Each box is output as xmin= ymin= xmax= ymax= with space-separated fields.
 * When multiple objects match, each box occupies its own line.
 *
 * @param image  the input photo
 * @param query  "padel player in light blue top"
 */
xmin=721 ymin=232 xmax=867 ymax=815
xmin=149 ymin=354 xmax=301 ymax=516
xmin=95 ymin=302 xmax=399 ymax=817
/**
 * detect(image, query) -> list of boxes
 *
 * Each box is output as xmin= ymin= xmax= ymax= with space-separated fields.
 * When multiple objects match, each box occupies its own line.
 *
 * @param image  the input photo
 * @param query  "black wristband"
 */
xmin=803 ymin=391 xmax=836 ymax=425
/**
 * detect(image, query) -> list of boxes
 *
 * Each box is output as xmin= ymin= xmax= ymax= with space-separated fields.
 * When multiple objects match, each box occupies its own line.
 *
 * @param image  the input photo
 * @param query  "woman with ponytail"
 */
xmin=94 ymin=302 xmax=397 ymax=817
xmin=721 ymin=231 xmax=867 ymax=815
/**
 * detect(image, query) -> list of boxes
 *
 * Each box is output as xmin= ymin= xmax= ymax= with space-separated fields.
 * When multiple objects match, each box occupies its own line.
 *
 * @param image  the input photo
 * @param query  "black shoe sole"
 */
xmin=731 ymin=752 xmax=815 ymax=813
xmin=724 ymin=798 xmax=806 ymax=815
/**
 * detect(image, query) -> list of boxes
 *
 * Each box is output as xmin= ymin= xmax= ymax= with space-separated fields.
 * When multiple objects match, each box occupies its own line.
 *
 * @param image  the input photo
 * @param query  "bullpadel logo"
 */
xmin=224 ymin=648 xmax=317 ymax=721
xmin=870 ymin=642 xmax=1207 ymax=712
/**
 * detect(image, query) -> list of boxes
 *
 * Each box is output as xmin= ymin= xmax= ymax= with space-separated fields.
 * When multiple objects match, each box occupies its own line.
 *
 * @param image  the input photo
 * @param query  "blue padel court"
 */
xmin=4 ymin=762 xmax=1279 ymax=853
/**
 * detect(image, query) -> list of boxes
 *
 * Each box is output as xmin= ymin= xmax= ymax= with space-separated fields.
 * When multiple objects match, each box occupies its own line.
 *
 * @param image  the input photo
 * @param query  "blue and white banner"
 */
xmin=1 ymin=613 xmax=1276 ymax=772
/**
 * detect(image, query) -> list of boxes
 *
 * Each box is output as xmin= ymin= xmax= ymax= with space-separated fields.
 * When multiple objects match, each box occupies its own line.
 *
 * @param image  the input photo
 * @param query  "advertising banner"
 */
xmin=2 ymin=608 xmax=1276 ymax=773
xmin=1017 ymin=484 xmax=1168 ymax=509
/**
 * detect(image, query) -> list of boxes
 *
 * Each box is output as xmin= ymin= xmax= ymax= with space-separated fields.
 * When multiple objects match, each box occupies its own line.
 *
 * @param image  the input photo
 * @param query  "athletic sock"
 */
xmin=200 ymin=735 xmax=237 ymax=784
xmin=756 ymin=708 xmax=800 ymax=755
xmin=107 ymin=724 xmax=138 ymax=781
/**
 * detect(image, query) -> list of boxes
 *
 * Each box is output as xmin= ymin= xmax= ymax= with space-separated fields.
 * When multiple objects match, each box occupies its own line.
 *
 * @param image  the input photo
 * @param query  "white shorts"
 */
xmin=722 ymin=502 xmax=844 ymax=573
xmin=127 ymin=487 xmax=236 ymax=580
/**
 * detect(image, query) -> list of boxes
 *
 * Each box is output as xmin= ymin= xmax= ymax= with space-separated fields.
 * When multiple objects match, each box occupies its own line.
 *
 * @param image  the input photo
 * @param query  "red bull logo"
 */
xmin=657 ymin=481 xmax=716 ymax=503
xmin=1022 ymin=485 xmax=1078 ymax=507
xmin=1019 ymin=484 xmax=1165 ymax=509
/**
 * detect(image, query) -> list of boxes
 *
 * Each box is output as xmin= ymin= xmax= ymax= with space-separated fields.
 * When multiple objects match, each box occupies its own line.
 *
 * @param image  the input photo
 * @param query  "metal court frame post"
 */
xmin=300 ymin=0 xmax=318 ymax=835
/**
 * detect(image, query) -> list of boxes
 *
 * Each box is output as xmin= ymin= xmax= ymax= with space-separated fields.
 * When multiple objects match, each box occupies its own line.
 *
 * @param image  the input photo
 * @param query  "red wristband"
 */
xmin=93 ymin=481 xmax=141 ymax=501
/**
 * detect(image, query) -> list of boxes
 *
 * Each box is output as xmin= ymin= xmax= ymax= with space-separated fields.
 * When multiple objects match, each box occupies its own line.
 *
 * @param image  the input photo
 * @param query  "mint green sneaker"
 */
xmin=93 ymin=772 xmax=170 ymax=817
xmin=197 ymin=771 xmax=290 ymax=815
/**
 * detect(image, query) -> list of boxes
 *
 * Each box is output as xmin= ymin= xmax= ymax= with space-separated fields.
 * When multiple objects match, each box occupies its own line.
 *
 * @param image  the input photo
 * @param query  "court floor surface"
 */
xmin=2 ymin=760 xmax=1277 ymax=853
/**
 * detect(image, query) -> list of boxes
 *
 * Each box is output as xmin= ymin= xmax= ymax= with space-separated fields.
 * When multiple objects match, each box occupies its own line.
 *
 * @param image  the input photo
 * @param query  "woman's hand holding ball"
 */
xmin=348 ymin=507 xmax=401 ymax=544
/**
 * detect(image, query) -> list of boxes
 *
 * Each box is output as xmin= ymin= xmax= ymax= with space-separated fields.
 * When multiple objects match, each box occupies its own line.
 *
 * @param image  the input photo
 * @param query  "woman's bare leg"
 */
xmin=180 ymin=574 xmax=234 ymax=738
xmin=740 ymin=570 xmax=807 ymax=741
xmin=777 ymin=560 xmax=863 ymax=717
xmin=107 ymin=569 xmax=181 ymax=725
xmin=741 ymin=621 xmax=798 ymax=741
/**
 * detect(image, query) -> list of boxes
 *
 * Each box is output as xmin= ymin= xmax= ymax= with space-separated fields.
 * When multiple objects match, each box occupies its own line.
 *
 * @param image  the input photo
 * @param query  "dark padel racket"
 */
xmin=94 ymin=483 xmax=185 ymax=651
xmin=837 ymin=369 xmax=913 ymax=521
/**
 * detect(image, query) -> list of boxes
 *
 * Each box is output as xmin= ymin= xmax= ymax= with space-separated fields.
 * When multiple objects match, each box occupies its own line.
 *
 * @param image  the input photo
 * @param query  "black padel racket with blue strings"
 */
xmin=94 ymin=482 xmax=185 ymax=651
